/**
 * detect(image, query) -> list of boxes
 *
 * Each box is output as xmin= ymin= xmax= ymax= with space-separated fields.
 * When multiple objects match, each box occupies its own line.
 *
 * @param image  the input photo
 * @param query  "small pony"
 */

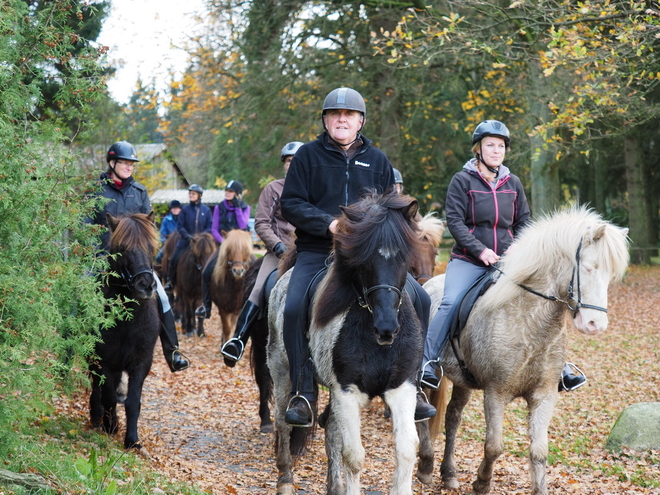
xmin=89 ymin=212 xmax=160 ymax=450
xmin=424 ymin=206 xmax=629 ymax=495
xmin=210 ymin=229 xmax=253 ymax=343
xmin=268 ymin=191 xmax=426 ymax=495
xmin=410 ymin=212 xmax=444 ymax=285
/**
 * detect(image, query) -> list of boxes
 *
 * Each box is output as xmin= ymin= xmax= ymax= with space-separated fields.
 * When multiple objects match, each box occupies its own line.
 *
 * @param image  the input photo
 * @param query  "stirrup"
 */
xmin=559 ymin=362 xmax=587 ymax=392
xmin=286 ymin=394 xmax=314 ymax=428
xmin=221 ymin=338 xmax=245 ymax=362
xmin=420 ymin=359 xmax=444 ymax=390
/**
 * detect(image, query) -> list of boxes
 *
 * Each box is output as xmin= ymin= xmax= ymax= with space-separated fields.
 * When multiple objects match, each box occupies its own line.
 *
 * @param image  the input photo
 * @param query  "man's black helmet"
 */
xmin=280 ymin=141 xmax=304 ymax=161
xmin=188 ymin=184 xmax=204 ymax=195
xmin=322 ymin=87 xmax=366 ymax=117
xmin=106 ymin=141 xmax=139 ymax=163
xmin=393 ymin=168 xmax=403 ymax=184
xmin=225 ymin=180 xmax=243 ymax=195
xmin=472 ymin=120 xmax=511 ymax=146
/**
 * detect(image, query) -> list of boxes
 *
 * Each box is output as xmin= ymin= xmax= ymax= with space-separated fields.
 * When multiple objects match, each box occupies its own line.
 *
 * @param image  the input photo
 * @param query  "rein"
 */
xmin=495 ymin=240 xmax=608 ymax=318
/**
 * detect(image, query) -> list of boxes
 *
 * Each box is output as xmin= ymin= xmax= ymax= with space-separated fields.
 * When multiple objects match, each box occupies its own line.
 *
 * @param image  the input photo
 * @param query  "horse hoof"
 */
xmin=444 ymin=477 xmax=460 ymax=490
xmin=185 ymin=331 xmax=194 ymax=338
xmin=416 ymin=471 xmax=432 ymax=485
xmin=260 ymin=423 xmax=274 ymax=434
xmin=276 ymin=483 xmax=295 ymax=495
xmin=134 ymin=445 xmax=152 ymax=460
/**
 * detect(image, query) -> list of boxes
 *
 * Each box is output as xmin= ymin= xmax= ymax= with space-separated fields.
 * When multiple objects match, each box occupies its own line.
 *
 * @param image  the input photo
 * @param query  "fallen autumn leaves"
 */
xmin=85 ymin=266 xmax=660 ymax=493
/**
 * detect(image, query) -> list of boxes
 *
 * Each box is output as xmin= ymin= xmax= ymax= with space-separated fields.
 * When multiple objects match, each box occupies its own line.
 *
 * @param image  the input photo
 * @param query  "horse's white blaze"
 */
xmin=378 ymin=246 xmax=398 ymax=260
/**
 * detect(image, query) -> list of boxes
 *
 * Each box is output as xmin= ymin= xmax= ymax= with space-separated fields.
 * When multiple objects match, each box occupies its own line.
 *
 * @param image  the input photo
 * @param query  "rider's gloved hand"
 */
xmin=273 ymin=242 xmax=287 ymax=258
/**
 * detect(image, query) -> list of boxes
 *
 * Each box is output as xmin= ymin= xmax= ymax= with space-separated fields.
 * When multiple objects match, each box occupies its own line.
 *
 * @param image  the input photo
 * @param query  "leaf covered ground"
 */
xmin=73 ymin=266 xmax=660 ymax=494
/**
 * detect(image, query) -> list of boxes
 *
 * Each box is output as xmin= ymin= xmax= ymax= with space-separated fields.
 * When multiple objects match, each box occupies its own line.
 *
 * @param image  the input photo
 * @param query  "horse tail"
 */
xmin=427 ymin=376 xmax=450 ymax=441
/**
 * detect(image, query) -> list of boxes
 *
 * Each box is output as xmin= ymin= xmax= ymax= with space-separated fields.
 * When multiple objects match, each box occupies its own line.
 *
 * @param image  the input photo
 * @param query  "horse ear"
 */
xmin=147 ymin=211 xmax=155 ymax=225
xmin=106 ymin=213 xmax=120 ymax=232
xmin=221 ymin=230 xmax=228 ymax=238
xmin=402 ymin=198 xmax=419 ymax=222
xmin=592 ymin=224 xmax=607 ymax=241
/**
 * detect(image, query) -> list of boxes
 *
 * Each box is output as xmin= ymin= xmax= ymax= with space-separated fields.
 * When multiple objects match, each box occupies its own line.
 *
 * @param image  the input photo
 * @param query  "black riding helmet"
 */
xmin=225 ymin=180 xmax=243 ymax=195
xmin=322 ymin=87 xmax=367 ymax=138
xmin=106 ymin=141 xmax=139 ymax=163
xmin=472 ymin=120 xmax=511 ymax=147
xmin=188 ymin=184 xmax=204 ymax=195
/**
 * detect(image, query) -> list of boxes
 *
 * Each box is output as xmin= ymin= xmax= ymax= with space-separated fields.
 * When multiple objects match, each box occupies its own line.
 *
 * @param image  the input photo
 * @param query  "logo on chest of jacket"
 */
xmin=355 ymin=160 xmax=370 ymax=167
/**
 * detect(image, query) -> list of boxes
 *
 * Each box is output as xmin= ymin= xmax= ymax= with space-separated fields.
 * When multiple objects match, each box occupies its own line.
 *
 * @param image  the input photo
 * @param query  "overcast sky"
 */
xmin=97 ymin=0 xmax=207 ymax=104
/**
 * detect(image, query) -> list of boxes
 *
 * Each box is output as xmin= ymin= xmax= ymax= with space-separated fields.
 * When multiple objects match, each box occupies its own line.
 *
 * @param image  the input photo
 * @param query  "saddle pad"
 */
xmin=445 ymin=268 xmax=497 ymax=343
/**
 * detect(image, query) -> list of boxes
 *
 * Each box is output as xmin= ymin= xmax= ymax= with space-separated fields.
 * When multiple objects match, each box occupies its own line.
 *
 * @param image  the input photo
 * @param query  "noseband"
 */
xmin=508 ymin=240 xmax=608 ymax=318
xmin=355 ymin=284 xmax=403 ymax=314
xmin=113 ymin=265 xmax=155 ymax=291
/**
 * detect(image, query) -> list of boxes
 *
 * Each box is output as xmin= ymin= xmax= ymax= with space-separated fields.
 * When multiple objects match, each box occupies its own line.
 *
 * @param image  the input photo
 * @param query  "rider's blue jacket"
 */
xmin=281 ymin=132 xmax=395 ymax=254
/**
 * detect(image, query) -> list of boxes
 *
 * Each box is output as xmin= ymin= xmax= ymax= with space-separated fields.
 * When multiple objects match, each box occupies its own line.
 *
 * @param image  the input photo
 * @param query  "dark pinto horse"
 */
xmin=424 ymin=206 xmax=629 ymax=495
xmin=209 ymin=229 xmax=253 ymax=343
xmin=175 ymin=232 xmax=216 ymax=337
xmin=90 ymin=212 xmax=160 ymax=450
xmin=268 ymin=192 xmax=426 ymax=495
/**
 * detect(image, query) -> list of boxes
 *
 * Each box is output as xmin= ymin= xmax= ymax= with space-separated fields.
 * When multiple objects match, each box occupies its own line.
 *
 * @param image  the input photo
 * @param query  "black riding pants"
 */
xmin=200 ymin=250 xmax=219 ymax=306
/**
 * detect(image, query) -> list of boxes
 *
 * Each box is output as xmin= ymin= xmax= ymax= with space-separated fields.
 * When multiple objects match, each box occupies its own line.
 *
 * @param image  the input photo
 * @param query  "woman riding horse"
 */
xmin=420 ymin=120 xmax=586 ymax=392
xmin=279 ymin=87 xmax=434 ymax=426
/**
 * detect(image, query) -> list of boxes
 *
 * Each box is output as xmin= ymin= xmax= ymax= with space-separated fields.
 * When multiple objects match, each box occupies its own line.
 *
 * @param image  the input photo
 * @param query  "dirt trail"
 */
xmin=136 ymin=267 xmax=660 ymax=494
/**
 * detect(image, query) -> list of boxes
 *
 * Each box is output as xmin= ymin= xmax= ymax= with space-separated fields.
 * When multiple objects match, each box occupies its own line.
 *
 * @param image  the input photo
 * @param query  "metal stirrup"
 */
xmin=221 ymin=338 xmax=245 ymax=361
xmin=420 ymin=359 xmax=444 ymax=390
xmin=286 ymin=394 xmax=314 ymax=428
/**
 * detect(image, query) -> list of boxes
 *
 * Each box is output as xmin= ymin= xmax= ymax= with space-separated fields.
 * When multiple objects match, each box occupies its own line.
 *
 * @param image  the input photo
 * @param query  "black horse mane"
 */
xmin=333 ymin=191 xmax=422 ymax=267
xmin=109 ymin=213 xmax=159 ymax=257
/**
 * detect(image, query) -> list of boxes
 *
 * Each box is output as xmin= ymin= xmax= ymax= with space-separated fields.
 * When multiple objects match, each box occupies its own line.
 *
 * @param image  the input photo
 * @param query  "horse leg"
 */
xmin=441 ymin=384 xmax=472 ymax=490
xmin=526 ymin=393 xmax=556 ymax=495
xmin=383 ymin=382 xmax=418 ymax=495
xmin=416 ymin=420 xmax=434 ymax=485
xmin=252 ymin=319 xmax=273 ymax=433
xmin=472 ymin=390 xmax=506 ymax=495
xmin=100 ymin=371 xmax=119 ymax=435
xmin=196 ymin=315 xmax=204 ymax=337
xmin=89 ymin=365 xmax=104 ymax=428
xmin=123 ymin=363 xmax=152 ymax=449
xmin=322 ymin=404 xmax=346 ymax=495
xmin=331 ymin=386 xmax=367 ymax=495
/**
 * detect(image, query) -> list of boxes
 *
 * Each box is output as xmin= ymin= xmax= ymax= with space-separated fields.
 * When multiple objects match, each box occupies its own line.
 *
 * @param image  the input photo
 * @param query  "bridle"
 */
xmin=497 ymin=240 xmax=608 ymax=318
xmin=111 ymin=264 xmax=155 ymax=292
xmin=355 ymin=283 xmax=403 ymax=314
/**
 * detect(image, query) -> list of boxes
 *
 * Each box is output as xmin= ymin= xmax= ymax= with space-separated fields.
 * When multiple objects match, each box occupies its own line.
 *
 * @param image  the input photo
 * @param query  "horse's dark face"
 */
xmin=110 ymin=248 xmax=156 ymax=301
xmin=357 ymin=248 xmax=408 ymax=345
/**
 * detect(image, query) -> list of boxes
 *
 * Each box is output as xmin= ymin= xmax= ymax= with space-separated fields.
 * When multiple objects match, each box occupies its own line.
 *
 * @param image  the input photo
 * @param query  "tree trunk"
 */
xmin=624 ymin=133 xmax=653 ymax=264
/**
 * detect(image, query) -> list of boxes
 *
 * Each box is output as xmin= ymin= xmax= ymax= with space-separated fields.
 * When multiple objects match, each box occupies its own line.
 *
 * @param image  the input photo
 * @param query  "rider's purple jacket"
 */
xmin=446 ymin=158 xmax=530 ymax=266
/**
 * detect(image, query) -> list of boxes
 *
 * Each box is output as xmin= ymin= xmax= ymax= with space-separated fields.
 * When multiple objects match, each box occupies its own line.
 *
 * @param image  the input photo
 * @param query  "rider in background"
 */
xmin=91 ymin=141 xmax=190 ymax=372
xmin=220 ymin=143 xmax=300 ymax=366
xmin=164 ymin=184 xmax=212 ymax=293
xmin=420 ymin=120 xmax=586 ymax=392
xmin=393 ymin=168 xmax=404 ymax=194
xmin=280 ymin=87 xmax=435 ymax=427
xmin=195 ymin=180 xmax=250 ymax=319
xmin=156 ymin=200 xmax=181 ymax=264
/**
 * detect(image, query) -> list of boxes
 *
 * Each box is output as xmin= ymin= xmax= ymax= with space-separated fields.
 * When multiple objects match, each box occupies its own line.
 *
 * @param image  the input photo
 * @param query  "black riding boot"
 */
xmin=160 ymin=309 xmax=191 ymax=372
xmin=221 ymin=300 xmax=259 ymax=367
xmin=195 ymin=258 xmax=215 ymax=319
xmin=558 ymin=362 xmax=587 ymax=392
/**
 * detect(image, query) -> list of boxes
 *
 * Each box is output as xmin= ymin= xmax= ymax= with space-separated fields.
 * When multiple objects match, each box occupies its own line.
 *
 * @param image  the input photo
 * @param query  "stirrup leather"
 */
xmin=221 ymin=338 xmax=245 ymax=362
xmin=286 ymin=394 xmax=314 ymax=428
xmin=420 ymin=359 xmax=444 ymax=390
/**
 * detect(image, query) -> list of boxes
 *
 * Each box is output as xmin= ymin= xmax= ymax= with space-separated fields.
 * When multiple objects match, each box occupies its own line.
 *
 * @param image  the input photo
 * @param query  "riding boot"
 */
xmin=160 ymin=309 xmax=191 ymax=372
xmin=558 ymin=362 xmax=587 ymax=392
xmin=195 ymin=259 xmax=215 ymax=319
xmin=221 ymin=300 xmax=259 ymax=367
xmin=414 ymin=391 xmax=437 ymax=422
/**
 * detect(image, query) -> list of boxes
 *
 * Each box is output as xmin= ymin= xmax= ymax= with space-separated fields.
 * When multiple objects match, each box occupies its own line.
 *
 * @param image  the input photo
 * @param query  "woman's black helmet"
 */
xmin=472 ymin=120 xmax=510 ymax=147
xmin=106 ymin=141 xmax=139 ymax=163
xmin=225 ymin=180 xmax=243 ymax=195
xmin=188 ymin=184 xmax=204 ymax=195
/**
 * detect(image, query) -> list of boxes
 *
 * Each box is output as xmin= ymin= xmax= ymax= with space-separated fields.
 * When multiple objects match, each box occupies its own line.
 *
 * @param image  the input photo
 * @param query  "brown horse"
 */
xmin=424 ymin=206 xmax=629 ymax=494
xmin=175 ymin=232 xmax=216 ymax=337
xmin=410 ymin=212 xmax=444 ymax=285
xmin=209 ymin=229 xmax=254 ymax=343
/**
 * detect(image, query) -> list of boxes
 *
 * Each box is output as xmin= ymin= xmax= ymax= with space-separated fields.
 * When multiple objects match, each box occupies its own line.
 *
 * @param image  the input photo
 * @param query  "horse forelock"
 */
xmin=334 ymin=193 xmax=422 ymax=268
xmin=490 ymin=205 xmax=629 ymax=307
xmin=213 ymin=230 xmax=253 ymax=285
xmin=109 ymin=214 xmax=158 ymax=256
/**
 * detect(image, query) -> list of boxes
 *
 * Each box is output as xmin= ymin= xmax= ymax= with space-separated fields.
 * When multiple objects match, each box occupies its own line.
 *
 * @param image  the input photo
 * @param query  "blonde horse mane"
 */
xmin=418 ymin=212 xmax=445 ymax=247
xmin=481 ymin=205 xmax=629 ymax=311
xmin=212 ymin=229 xmax=253 ymax=286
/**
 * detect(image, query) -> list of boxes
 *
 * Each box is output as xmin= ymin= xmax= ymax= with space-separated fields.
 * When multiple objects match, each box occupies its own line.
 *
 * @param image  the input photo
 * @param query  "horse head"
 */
xmin=336 ymin=192 xmax=423 ymax=345
xmin=191 ymin=232 xmax=216 ymax=270
xmin=106 ymin=212 xmax=158 ymax=301
xmin=409 ymin=212 xmax=444 ymax=285
xmin=219 ymin=229 xmax=253 ymax=279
